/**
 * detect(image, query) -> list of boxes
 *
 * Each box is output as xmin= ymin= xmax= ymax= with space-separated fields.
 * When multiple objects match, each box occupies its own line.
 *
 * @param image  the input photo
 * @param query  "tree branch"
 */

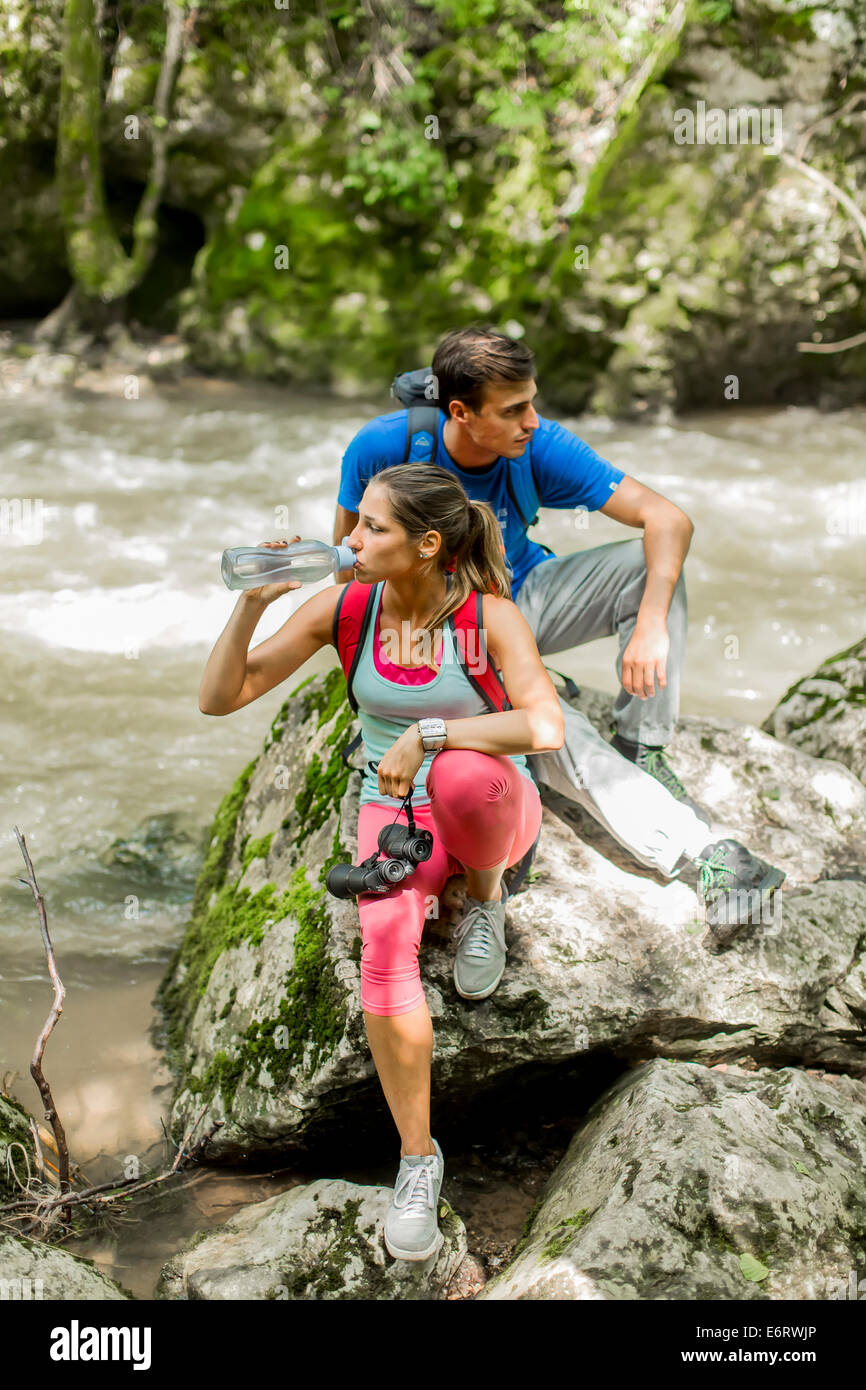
xmin=13 ymin=827 xmax=71 ymax=1209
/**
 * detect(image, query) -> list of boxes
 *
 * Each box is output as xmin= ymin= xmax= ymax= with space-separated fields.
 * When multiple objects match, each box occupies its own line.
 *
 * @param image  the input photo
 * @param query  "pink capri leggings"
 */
xmin=356 ymin=749 xmax=543 ymax=1016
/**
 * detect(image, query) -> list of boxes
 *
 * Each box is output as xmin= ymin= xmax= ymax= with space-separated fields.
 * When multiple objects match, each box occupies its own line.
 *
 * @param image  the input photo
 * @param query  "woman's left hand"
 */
xmin=377 ymin=726 xmax=427 ymax=798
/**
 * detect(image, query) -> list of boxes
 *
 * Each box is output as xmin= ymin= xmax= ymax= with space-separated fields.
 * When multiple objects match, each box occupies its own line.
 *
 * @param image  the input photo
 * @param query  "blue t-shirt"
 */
xmin=337 ymin=410 xmax=625 ymax=595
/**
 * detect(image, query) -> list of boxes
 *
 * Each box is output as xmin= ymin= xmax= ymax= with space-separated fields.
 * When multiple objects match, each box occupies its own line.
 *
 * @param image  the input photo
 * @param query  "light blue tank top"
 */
xmin=353 ymin=581 xmax=535 ymax=810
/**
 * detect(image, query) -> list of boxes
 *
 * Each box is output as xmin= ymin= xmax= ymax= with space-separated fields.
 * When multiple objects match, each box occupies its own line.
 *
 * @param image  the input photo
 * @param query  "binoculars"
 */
xmin=325 ymin=764 xmax=433 ymax=899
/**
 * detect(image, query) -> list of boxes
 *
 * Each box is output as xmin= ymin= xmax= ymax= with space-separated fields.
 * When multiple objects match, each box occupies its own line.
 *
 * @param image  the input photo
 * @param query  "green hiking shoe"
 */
xmin=692 ymin=838 xmax=787 ymax=944
xmin=610 ymin=731 xmax=712 ymax=829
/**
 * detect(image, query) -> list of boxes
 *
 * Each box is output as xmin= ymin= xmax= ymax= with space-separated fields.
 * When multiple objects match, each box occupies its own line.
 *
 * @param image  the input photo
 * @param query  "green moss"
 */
xmin=189 ymin=757 xmax=259 ymax=922
xmin=300 ymin=668 xmax=341 ymax=725
xmin=0 ymin=1094 xmax=36 ymax=1202
xmin=277 ymin=1195 xmax=394 ymax=1299
xmin=176 ymin=862 xmax=348 ymax=1106
xmin=290 ymin=675 xmax=356 ymax=850
xmin=239 ymin=863 xmax=348 ymax=1085
xmin=290 ymin=674 xmax=316 ymax=698
xmin=159 ymin=877 xmax=293 ymax=1075
xmin=499 ymin=989 xmax=550 ymax=1032
xmin=241 ymin=832 xmax=274 ymax=872
xmin=510 ymin=1194 xmax=545 ymax=1259
xmin=156 ymin=756 xmax=259 ymax=1059
xmin=158 ymin=670 xmax=357 ymax=1104
xmin=267 ymin=700 xmax=291 ymax=747
xmin=187 ymin=1047 xmax=246 ymax=1111
xmin=704 ymin=1208 xmax=737 ymax=1253
xmin=218 ymin=984 xmax=238 ymax=1020
xmin=540 ymin=1208 xmax=592 ymax=1260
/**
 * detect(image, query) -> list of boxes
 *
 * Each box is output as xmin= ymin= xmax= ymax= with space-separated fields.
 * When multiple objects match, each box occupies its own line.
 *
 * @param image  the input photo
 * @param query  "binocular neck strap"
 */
xmin=368 ymin=759 xmax=417 ymax=832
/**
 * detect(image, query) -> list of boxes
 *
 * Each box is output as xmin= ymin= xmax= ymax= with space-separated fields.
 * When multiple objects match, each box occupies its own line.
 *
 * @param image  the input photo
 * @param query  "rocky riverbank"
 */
xmin=144 ymin=639 xmax=866 ymax=1298
xmin=4 ymin=633 xmax=864 ymax=1299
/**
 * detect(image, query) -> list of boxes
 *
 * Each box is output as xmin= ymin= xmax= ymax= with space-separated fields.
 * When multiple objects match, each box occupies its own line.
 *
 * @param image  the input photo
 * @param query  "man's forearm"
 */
xmin=637 ymin=514 xmax=693 ymax=625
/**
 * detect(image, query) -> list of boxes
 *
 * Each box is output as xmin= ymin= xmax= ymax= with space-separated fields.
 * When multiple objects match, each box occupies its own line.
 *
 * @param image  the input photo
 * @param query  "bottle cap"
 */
xmin=335 ymin=540 xmax=356 ymax=569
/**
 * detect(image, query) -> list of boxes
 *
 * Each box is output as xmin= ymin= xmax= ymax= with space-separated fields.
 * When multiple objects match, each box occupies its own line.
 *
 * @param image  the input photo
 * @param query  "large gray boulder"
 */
xmin=478 ymin=1058 xmax=866 ymax=1301
xmin=762 ymin=636 xmax=866 ymax=788
xmin=158 ymin=670 xmax=866 ymax=1162
xmin=0 ymin=1232 xmax=133 ymax=1300
xmin=156 ymin=1178 xmax=468 ymax=1300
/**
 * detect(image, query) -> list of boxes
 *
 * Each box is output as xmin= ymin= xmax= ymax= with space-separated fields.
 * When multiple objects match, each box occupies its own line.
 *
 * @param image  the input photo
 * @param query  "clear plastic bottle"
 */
xmin=221 ymin=538 xmax=356 ymax=590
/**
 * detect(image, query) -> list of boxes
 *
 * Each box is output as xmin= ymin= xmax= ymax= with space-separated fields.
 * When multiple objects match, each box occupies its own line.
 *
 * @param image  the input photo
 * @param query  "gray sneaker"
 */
xmin=453 ymin=884 xmax=508 ymax=1000
xmin=383 ymin=1138 xmax=445 ymax=1261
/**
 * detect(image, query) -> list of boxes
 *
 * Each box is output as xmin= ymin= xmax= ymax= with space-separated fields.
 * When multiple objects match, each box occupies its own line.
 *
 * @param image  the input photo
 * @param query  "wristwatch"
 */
xmin=418 ymin=717 xmax=448 ymax=752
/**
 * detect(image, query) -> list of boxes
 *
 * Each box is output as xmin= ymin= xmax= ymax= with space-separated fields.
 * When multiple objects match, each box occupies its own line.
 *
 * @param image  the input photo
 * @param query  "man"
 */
xmin=332 ymin=324 xmax=785 ymax=937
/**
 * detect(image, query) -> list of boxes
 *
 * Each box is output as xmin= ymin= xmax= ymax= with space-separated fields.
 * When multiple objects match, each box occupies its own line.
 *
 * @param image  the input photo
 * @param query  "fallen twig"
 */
xmin=14 ymin=826 xmax=71 ymax=1208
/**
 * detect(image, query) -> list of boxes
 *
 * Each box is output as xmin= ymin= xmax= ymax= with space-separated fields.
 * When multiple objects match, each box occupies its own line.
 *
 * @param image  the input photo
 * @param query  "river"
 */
xmin=1 ymin=372 xmax=862 ymax=1295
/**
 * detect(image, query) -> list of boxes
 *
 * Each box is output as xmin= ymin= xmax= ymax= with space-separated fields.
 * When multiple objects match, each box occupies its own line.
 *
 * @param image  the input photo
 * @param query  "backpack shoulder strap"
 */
xmin=449 ymin=590 xmax=512 ymax=713
xmin=403 ymin=405 xmax=441 ymax=464
xmin=505 ymin=440 xmax=541 ymax=530
xmin=333 ymin=580 xmax=378 ymax=713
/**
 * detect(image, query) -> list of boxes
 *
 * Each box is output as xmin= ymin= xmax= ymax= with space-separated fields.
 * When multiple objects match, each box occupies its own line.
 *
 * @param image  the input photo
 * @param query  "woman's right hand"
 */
xmin=242 ymin=536 xmax=303 ymax=605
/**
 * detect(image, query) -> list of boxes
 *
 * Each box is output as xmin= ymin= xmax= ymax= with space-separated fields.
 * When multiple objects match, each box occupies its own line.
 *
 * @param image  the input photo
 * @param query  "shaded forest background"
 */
xmin=1 ymin=0 xmax=864 ymax=414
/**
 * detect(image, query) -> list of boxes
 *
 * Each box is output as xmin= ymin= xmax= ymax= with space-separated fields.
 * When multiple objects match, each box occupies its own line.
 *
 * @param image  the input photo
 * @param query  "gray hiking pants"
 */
xmin=514 ymin=538 xmax=713 ymax=877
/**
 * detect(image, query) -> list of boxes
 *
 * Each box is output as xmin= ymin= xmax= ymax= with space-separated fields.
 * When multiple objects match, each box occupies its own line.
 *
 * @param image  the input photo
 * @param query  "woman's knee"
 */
xmin=428 ymin=748 xmax=512 ymax=803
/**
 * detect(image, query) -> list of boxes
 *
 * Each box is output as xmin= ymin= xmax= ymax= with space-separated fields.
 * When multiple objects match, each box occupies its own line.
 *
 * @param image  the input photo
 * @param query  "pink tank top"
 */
xmin=373 ymin=589 xmax=438 ymax=686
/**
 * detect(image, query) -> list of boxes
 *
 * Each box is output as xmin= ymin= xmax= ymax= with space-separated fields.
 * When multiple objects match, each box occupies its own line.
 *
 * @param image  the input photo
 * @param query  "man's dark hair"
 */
xmin=431 ymin=323 xmax=536 ymax=416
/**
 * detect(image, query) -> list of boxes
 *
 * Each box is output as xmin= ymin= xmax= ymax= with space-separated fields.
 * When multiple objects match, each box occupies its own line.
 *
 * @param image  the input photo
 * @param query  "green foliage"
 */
xmin=343 ymin=124 xmax=459 ymax=218
xmin=699 ymin=0 xmax=733 ymax=20
xmin=739 ymin=1251 xmax=770 ymax=1282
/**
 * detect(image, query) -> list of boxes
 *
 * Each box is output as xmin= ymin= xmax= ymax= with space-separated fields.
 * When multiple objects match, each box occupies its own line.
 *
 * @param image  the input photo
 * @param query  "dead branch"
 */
xmin=794 ymin=92 xmax=866 ymax=164
xmin=796 ymin=328 xmax=866 ymax=354
xmin=780 ymin=150 xmax=866 ymax=252
xmin=13 ymin=826 xmax=71 ymax=1200
xmin=7 ymin=828 xmax=228 ymax=1241
xmin=0 ymin=1110 xmax=223 ymax=1234
xmin=779 ymin=147 xmax=866 ymax=354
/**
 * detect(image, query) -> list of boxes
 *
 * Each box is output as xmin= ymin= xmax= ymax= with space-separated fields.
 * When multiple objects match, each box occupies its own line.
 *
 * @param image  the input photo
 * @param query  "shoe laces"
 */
xmin=640 ymin=747 xmax=688 ymax=801
xmin=454 ymin=904 xmax=499 ymax=959
xmin=693 ymin=844 xmax=735 ymax=899
xmin=394 ymin=1159 xmax=435 ymax=1218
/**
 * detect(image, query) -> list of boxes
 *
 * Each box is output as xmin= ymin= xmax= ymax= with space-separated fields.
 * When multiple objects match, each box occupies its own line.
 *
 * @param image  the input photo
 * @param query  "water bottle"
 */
xmin=221 ymin=538 xmax=356 ymax=590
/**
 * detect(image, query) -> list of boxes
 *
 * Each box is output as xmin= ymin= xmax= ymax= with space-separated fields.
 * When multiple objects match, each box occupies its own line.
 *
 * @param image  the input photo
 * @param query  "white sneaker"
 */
xmin=453 ymin=883 xmax=508 ymax=1000
xmin=383 ymin=1138 xmax=445 ymax=1261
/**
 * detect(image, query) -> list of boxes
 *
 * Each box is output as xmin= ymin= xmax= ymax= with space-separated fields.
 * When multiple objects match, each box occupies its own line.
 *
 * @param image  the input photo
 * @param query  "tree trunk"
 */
xmin=41 ymin=0 xmax=187 ymax=341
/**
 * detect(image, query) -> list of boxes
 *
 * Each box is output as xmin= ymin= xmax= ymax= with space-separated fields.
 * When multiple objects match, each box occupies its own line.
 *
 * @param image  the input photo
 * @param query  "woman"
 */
xmin=199 ymin=462 xmax=564 ymax=1263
